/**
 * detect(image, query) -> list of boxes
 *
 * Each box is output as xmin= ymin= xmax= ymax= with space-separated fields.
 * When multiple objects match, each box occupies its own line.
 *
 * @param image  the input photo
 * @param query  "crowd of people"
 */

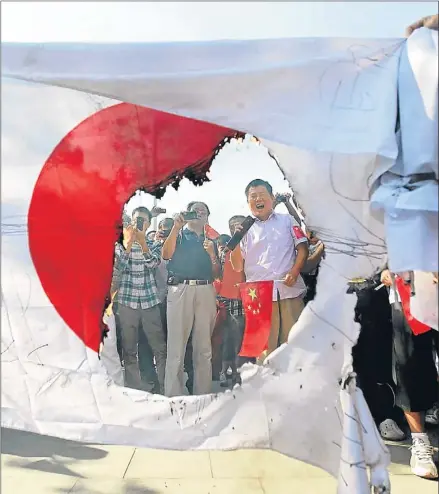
xmin=108 ymin=179 xmax=315 ymax=395
xmin=104 ymin=174 xmax=438 ymax=480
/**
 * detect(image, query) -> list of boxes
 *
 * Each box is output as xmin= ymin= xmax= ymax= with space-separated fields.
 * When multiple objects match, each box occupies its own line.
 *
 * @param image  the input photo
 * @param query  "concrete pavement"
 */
xmin=1 ymin=428 xmax=438 ymax=493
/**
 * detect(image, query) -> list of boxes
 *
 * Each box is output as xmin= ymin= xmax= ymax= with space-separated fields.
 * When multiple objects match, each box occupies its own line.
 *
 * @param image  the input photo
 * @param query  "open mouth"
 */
xmin=256 ymin=204 xmax=265 ymax=210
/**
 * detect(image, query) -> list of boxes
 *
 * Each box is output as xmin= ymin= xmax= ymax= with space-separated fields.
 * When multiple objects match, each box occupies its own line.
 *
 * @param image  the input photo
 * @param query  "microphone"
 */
xmin=225 ymin=216 xmax=255 ymax=252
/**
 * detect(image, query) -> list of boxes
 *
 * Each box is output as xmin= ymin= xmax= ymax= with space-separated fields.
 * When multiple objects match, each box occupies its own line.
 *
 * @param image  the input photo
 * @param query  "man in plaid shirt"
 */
xmin=113 ymin=207 xmax=167 ymax=393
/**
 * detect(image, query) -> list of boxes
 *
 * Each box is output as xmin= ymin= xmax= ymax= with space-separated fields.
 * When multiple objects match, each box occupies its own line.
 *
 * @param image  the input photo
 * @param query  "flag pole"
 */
xmin=152 ymin=196 xmax=158 ymax=230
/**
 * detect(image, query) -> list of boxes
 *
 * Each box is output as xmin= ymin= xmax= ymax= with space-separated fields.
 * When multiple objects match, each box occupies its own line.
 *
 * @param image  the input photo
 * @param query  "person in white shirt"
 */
xmin=231 ymin=179 xmax=309 ymax=359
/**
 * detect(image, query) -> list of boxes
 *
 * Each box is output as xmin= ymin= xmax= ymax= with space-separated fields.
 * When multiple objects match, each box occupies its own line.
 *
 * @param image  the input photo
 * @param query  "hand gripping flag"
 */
xmin=204 ymin=224 xmax=220 ymax=240
xmin=238 ymin=281 xmax=274 ymax=357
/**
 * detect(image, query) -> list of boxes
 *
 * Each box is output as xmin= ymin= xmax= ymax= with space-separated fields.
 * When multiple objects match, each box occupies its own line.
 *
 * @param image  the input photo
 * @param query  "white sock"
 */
xmin=412 ymin=432 xmax=429 ymax=442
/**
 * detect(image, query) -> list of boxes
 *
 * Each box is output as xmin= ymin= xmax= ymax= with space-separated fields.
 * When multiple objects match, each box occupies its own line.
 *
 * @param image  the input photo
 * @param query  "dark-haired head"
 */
xmin=228 ymin=215 xmax=246 ymax=235
xmin=186 ymin=201 xmax=210 ymax=226
xmin=187 ymin=201 xmax=210 ymax=216
xmin=159 ymin=217 xmax=174 ymax=231
xmin=131 ymin=206 xmax=152 ymax=222
xmin=217 ymin=233 xmax=231 ymax=255
xmin=146 ymin=230 xmax=156 ymax=241
xmin=245 ymin=179 xmax=275 ymax=221
xmin=244 ymin=179 xmax=273 ymax=198
xmin=217 ymin=234 xmax=231 ymax=247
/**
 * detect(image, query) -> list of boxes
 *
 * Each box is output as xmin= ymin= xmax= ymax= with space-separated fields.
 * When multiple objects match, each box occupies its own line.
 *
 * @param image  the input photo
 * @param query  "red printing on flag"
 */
xmin=395 ymin=276 xmax=431 ymax=336
xmin=293 ymin=225 xmax=305 ymax=240
xmin=238 ymin=281 xmax=273 ymax=357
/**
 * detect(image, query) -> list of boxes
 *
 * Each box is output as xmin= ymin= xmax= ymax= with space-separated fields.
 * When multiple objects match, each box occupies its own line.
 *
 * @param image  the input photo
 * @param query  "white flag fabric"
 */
xmin=1 ymin=29 xmax=437 ymax=494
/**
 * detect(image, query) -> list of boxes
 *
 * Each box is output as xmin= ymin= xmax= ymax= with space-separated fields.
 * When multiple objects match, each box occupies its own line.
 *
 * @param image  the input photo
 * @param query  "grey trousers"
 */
xmin=118 ymin=304 xmax=167 ymax=394
xmin=165 ymin=284 xmax=217 ymax=397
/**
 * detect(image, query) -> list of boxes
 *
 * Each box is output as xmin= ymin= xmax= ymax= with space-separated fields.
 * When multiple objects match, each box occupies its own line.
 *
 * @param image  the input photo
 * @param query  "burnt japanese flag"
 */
xmin=2 ymin=27 xmax=437 ymax=494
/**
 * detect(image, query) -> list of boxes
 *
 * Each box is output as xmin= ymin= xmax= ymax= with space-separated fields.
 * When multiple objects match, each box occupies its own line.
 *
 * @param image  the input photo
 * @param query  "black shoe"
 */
xmin=219 ymin=371 xmax=229 ymax=387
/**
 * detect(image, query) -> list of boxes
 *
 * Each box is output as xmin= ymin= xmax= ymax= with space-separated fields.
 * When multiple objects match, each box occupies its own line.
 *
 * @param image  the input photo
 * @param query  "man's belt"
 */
xmin=182 ymin=279 xmax=211 ymax=286
xmin=167 ymin=275 xmax=211 ymax=286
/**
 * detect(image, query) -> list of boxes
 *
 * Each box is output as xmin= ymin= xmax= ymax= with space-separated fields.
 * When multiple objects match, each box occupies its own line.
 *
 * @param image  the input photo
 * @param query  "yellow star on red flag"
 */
xmin=248 ymin=288 xmax=257 ymax=300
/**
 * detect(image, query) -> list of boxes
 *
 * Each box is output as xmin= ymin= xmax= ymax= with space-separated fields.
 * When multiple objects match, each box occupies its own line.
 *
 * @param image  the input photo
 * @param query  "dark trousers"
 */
xmin=221 ymin=311 xmax=256 ymax=368
xmin=138 ymin=327 xmax=160 ymax=393
xmin=114 ymin=303 xmax=161 ymax=393
xmin=352 ymin=285 xmax=400 ymax=425
xmin=159 ymin=300 xmax=167 ymax=340
xmin=392 ymin=305 xmax=437 ymax=412
xmin=302 ymin=269 xmax=319 ymax=306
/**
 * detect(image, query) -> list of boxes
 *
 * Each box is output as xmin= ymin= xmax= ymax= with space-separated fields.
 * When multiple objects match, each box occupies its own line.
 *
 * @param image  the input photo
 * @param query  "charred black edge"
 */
xmin=99 ymin=130 xmax=245 ymax=354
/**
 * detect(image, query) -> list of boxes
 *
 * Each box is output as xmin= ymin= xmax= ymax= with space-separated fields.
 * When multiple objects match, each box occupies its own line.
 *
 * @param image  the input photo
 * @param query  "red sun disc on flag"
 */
xmin=27 ymin=103 xmax=238 ymax=352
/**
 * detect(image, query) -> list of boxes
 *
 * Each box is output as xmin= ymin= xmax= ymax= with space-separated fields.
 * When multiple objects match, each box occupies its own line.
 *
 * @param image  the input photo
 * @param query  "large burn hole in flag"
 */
xmin=102 ymin=125 xmax=311 ymax=390
xmin=28 ymin=103 xmax=243 ymax=353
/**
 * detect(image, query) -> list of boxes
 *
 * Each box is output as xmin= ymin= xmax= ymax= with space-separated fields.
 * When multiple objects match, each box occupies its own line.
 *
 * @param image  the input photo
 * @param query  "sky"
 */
xmin=2 ymin=1 xmax=437 ymax=233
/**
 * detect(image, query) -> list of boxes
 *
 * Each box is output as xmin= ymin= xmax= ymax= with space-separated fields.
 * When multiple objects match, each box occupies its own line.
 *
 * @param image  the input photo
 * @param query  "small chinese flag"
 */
xmin=213 ymin=279 xmax=222 ymax=294
xmin=238 ymin=281 xmax=273 ymax=357
xmin=395 ymin=276 xmax=431 ymax=336
xmin=204 ymin=224 xmax=220 ymax=240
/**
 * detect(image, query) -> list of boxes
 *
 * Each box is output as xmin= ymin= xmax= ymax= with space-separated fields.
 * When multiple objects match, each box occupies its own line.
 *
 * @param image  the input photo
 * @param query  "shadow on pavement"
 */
xmin=1 ymin=428 xmax=108 ymax=459
xmin=67 ymin=480 xmax=161 ymax=493
xmin=1 ymin=427 xmax=108 ymax=478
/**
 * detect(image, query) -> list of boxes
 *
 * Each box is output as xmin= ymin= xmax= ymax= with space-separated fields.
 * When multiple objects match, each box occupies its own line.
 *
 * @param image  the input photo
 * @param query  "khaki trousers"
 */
xmin=260 ymin=297 xmax=304 ymax=361
xmin=165 ymin=284 xmax=217 ymax=397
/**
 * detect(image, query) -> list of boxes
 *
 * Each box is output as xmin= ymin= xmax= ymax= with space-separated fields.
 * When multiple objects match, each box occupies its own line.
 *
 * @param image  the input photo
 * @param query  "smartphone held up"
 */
xmin=136 ymin=216 xmax=145 ymax=231
xmin=181 ymin=211 xmax=199 ymax=221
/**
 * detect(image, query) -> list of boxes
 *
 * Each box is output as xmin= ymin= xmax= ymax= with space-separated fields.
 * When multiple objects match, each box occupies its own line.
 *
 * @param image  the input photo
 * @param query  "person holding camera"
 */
xmin=162 ymin=201 xmax=221 ymax=396
xmin=157 ymin=217 xmax=195 ymax=395
xmin=113 ymin=206 xmax=167 ymax=394
xmin=154 ymin=217 xmax=175 ymax=332
xmin=231 ymin=179 xmax=309 ymax=359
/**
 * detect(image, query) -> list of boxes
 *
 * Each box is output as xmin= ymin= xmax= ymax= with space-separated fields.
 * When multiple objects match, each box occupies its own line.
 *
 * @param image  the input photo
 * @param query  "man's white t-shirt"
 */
xmin=241 ymin=212 xmax=308 ymax=302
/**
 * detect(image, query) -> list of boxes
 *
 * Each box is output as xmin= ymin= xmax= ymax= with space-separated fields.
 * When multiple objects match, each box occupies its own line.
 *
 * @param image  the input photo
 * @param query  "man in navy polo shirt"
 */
xmin=162 ymin=201 xmax=221 ymax=396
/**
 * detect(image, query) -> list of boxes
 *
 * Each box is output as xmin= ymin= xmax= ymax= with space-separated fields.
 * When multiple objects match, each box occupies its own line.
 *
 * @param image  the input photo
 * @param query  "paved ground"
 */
xmin=1 ymin=428 xmax=438 ymax=493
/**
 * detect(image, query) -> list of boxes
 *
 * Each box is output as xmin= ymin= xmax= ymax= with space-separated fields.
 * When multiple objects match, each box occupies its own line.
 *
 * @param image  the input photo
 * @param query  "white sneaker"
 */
xmin=410 ymin=435 xmax=438 ymax=479
xmin=379 ymin=419 xmax=405 ymax=441
xmin=425 ymin=404 xmax=439 ymax=426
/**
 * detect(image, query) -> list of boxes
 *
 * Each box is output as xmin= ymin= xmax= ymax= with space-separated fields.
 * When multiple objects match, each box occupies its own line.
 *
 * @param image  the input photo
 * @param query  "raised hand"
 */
xmin=406 ymin=14 xmax=438 ymax=37
xmin=173 ymin=213 xmax=187 ymax=231
xmin=203 ymin=238 xmax=215 ymax=257
xmin=380 ymin=269 xmax=393 ymax=287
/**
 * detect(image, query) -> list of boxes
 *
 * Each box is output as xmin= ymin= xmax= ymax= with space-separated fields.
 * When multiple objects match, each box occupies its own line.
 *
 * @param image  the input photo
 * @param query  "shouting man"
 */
xmin=231 ymin=179 xmax=309 ymax=359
